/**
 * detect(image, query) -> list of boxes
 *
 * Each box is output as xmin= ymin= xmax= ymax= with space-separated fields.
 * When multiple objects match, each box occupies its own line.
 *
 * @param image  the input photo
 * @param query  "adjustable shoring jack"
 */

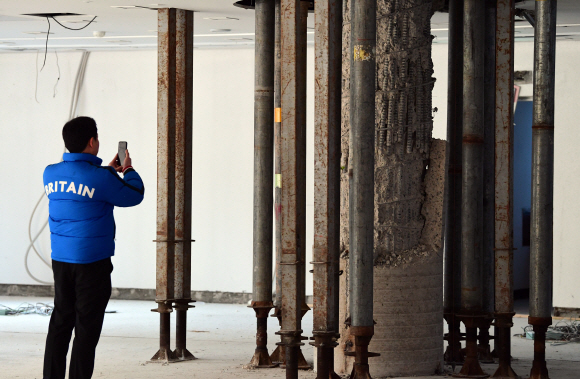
xmin=150 ymin=301 xmax=178 ymax=363
xmin=248 ymin=301 xmax=277 ymax=368
xmin=491 ymin=313 xmax=518 ymax=379
xmin=527 ymin=317 xmax=551 ymax=379
xmin=311 ymin=332 xmax=341 ymax=379
xmin=348 ymin=326 xmax=380 ymax=379
xmin=452 ymin=316 xmax=490 ymax=378
xmin=173 ymin=299 xmax=196 ymax=361
xmin=478 ymin=315 xmax=495 ymax=364
xmin=271 ymin=304 xmax=312 ymax=369
xmin=445 ymin=312 xmax=465 ymax=365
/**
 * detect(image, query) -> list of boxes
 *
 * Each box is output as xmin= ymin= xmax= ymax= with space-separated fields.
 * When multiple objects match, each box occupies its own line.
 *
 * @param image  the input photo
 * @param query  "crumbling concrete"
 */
xmin=337 ymin=0 xmax=445 ymax=377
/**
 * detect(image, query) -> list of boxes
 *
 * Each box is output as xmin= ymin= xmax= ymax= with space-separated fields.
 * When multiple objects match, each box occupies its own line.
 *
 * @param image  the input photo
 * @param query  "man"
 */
xmin=42 ymin=116 xmax=144 ymax=379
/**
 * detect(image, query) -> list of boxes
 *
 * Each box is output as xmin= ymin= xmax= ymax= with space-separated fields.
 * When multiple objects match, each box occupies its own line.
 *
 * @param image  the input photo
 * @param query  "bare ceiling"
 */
xmin=0 ymin=0 xmax=578 ymax=52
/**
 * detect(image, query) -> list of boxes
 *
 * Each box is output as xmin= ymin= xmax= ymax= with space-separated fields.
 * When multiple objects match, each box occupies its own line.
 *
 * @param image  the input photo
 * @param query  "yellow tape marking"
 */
xmin=275 ymin=108 xmax=282 ymax=123
xmin=353 ymin=45 xmax=373 ymax=61
xmin=275 ymin=174 xmax=282 ymax=188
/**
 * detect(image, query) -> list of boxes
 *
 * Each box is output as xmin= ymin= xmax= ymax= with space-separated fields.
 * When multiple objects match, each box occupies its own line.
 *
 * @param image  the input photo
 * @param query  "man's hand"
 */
xmin=123 ymin=149 xmax=132 ymax=169
xmin=108 ymin=154 xmax=123 ymax=172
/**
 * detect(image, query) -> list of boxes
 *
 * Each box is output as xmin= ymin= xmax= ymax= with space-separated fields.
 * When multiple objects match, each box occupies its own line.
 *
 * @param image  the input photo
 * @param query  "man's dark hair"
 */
xmin=62 ymin=117 xmax=98 ymax=153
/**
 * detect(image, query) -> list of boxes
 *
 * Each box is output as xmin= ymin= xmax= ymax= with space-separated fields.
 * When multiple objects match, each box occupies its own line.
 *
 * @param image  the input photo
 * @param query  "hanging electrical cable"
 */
xmin=25 ymin=51 xmax=91 ymax=285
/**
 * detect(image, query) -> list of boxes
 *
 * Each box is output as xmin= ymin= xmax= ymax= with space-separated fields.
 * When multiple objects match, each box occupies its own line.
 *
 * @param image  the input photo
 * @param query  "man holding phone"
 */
xmin=42 ymin=116 xmax=144 ymax=379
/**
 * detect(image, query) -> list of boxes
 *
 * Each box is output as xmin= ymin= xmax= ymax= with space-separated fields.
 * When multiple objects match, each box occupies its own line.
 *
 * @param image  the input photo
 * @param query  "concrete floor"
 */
xmin=1 ymin=296 xmax=579 ymax=379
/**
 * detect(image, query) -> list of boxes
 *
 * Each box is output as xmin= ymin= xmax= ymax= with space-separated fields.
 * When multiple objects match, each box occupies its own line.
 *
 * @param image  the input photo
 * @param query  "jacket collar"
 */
xmin=63 ymin=153 xmax=103 ymax=166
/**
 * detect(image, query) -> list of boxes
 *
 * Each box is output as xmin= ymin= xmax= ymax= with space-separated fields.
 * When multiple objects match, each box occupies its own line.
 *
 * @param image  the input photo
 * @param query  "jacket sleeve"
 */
xmin=103 ymin=167 xmax=145 ymax=207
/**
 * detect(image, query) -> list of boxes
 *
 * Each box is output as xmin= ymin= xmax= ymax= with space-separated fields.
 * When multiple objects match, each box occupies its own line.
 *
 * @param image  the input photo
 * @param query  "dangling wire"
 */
xmin=34 ymin=49 xmax=40 ymax=104
xmin=51 ymin=16 xmax=97 ymax=31
xmin=53 ymin=50 xmax=60 ymax=98
xmin=40 ymin=17 xmax=50 ymax=72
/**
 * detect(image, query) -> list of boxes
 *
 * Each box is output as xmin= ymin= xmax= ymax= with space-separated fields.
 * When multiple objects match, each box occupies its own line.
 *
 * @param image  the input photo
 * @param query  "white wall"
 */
xmin=2 ymin=39 xmax=579 ymax=309
xmin=0 ymin=47 xmax=316 ymax=295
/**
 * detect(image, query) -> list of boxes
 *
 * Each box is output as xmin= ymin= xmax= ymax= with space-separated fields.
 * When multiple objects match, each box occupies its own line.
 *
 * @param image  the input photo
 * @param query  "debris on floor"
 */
xmin=0 ymin=302 xmax=53 ymax=316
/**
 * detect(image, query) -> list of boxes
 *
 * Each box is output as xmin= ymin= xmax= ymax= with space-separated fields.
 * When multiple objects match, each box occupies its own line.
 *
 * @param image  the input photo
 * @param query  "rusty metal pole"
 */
xmin=490 ymin=0 xmax=518 ymax=378
xmin=311 ymin=0 xmax=342 ymax=378
xmin=151 ymin=7 xmax=178 ymax=363
xmin=279 ymin=0 xmax=307 ymax=377
xmin=348 ymin=0 xmax=378 ymax=377
xmin=528 ymin=1 xmax=556 ymax=379
xmin=249 ymin=0 xmax=277 ymax=369
xmin=271 ymin=0 xmax=284 ymax=364
xmin=444 ymin=0 xmax=464 ymax=366
xmin=453 ymin=0 xmax=488 ymax=377
xmin=173 ymin=8 xmax=196 ymax=362
xmin=479 ymin=0 xmax=496 ymax=365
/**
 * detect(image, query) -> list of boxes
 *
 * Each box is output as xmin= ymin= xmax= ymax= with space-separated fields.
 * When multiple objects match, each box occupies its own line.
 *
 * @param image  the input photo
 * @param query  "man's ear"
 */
xmin=88 ymin=137 xmax=95 ymax=148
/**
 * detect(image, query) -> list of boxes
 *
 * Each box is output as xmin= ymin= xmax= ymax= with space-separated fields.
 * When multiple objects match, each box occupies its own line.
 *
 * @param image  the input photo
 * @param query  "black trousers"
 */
xmin=43 ymin=258 xmax=113 ymax=379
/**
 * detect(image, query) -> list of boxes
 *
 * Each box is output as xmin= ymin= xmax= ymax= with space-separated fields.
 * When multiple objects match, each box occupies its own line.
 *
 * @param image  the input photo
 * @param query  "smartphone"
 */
xmin=118 ymin=141 xmax=128 ymax=165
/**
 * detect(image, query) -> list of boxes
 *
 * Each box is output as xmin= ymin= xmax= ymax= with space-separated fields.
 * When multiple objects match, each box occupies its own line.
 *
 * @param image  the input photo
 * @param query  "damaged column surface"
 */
xmin=348 ymin=0 xmax=377 ymax=378
xmin=444 ymin=0 xmax=464 ymax=366
xmin=279 ymin=0 xmax=307 ymax=377
xmin=528 ymin=0 xmax=557 ymax=378
xmin=453 ymin=0 xmax=488 ymax=377
xmin=491 ymin=0 xmax=518 ymax=378
xmin=311 ymin=0 xmax=342 ymax=378
xmin=249 ymin=0 xmax=277 ymax=369
xmin=173 ymin=8 xmax=195 ymax=362
xmin=151 ymin=7 xmax=178 ymax=363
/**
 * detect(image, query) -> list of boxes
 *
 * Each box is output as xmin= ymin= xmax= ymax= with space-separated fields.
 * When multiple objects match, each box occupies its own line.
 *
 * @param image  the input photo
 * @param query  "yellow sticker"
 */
xmin=353 ymin=44 xmax=373 ymax=61
xmin=275 ymin=174 xmax=282 ymax=188
xmin=275 ymin=107 xmax=281 ymax=123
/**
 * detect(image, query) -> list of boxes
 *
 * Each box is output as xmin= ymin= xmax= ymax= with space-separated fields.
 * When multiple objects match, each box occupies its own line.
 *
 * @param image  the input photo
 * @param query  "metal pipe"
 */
xmin=279 ymin=0 xmax=307 ymax=377
xmin=349 ymin=0 xmax=377 ymax=376
xmin=453 ymin=0 xmax=488 ymax=377
xmin=312 ymin=0 xmax=342 ymax=377
xmin=479 ymin=0 xmax=496 ymax=365
xmin=151 ymin=7 xmax=178 ymax=363
xmin=249 ymin=0 xmax=276 ymax=368
xmin=252 ymin=0 xmax=275 ymax=306
xmin=528 ymin=0 xmax=556 ymax=377
xmin=273 ymin=0 xmax=282 ymax=318
xmin=443 ymin=0 xmax=464 ymax=365
xmin=173 ymin=8 xmax=195 ymax=362
xmin=491 ymin=0 xmax=518 ymax=377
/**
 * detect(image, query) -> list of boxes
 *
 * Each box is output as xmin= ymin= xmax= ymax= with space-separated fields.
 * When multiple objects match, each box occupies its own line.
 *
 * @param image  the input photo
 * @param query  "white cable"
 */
xmin=25 ymin=51 xmax=90 ymax=285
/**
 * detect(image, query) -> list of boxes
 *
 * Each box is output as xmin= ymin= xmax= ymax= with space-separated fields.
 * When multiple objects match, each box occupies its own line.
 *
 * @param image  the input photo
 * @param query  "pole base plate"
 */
xmin=349 ymin=363 xmax=373 ymax=379
xmin=491 ymin=363 xmax=520 ymax=378
xmin=173 ymin=347 xmax=197 ymax=361
xmin=149 ymin=348 xmax=178 ymax=363
xmin=248 ymin=349 xmax=278 ymax=368
xmin=452 ymin=356 xmax=490 ymax=378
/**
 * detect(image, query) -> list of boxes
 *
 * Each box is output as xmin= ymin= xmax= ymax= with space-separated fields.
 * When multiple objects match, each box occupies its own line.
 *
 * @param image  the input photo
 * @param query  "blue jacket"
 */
xmin=43 ymin=153 xmax=145 ymax=264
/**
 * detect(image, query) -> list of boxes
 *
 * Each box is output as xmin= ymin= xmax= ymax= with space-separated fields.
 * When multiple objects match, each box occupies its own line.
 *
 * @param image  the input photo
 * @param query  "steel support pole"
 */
xmin=528 ymin=1 xmax=556 ymax=378
xmin=453 ymin=0 xmax=488 ymax=377
xmin=311 ymin=0 xmax=342 ymax=378
xmin=173 ymin=8 xmax=195 ymax=362
xmin=279 ymin=0 xmax=307 ymax=377
xmin=348 ymin=0 xmax=377 ymax=378
xmin=249 ymin=0 xmax=277 ymax=368
xmin=272 ymin=0 xmax=283 ymax=345
xmin=151 ymin=7 xmax=178 ymax=363
xmin=479 ymin=0 xmax=497 ymax=365
xmin=491 ymin=0 xmax=518 ymax=378
xmin=444 ymin=0 xmax=464 ymax=366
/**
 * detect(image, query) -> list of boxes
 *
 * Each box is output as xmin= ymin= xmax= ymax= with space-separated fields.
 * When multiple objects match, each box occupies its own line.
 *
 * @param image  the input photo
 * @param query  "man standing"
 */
xmin=42 ymin=116 xmax=144 ymax=379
